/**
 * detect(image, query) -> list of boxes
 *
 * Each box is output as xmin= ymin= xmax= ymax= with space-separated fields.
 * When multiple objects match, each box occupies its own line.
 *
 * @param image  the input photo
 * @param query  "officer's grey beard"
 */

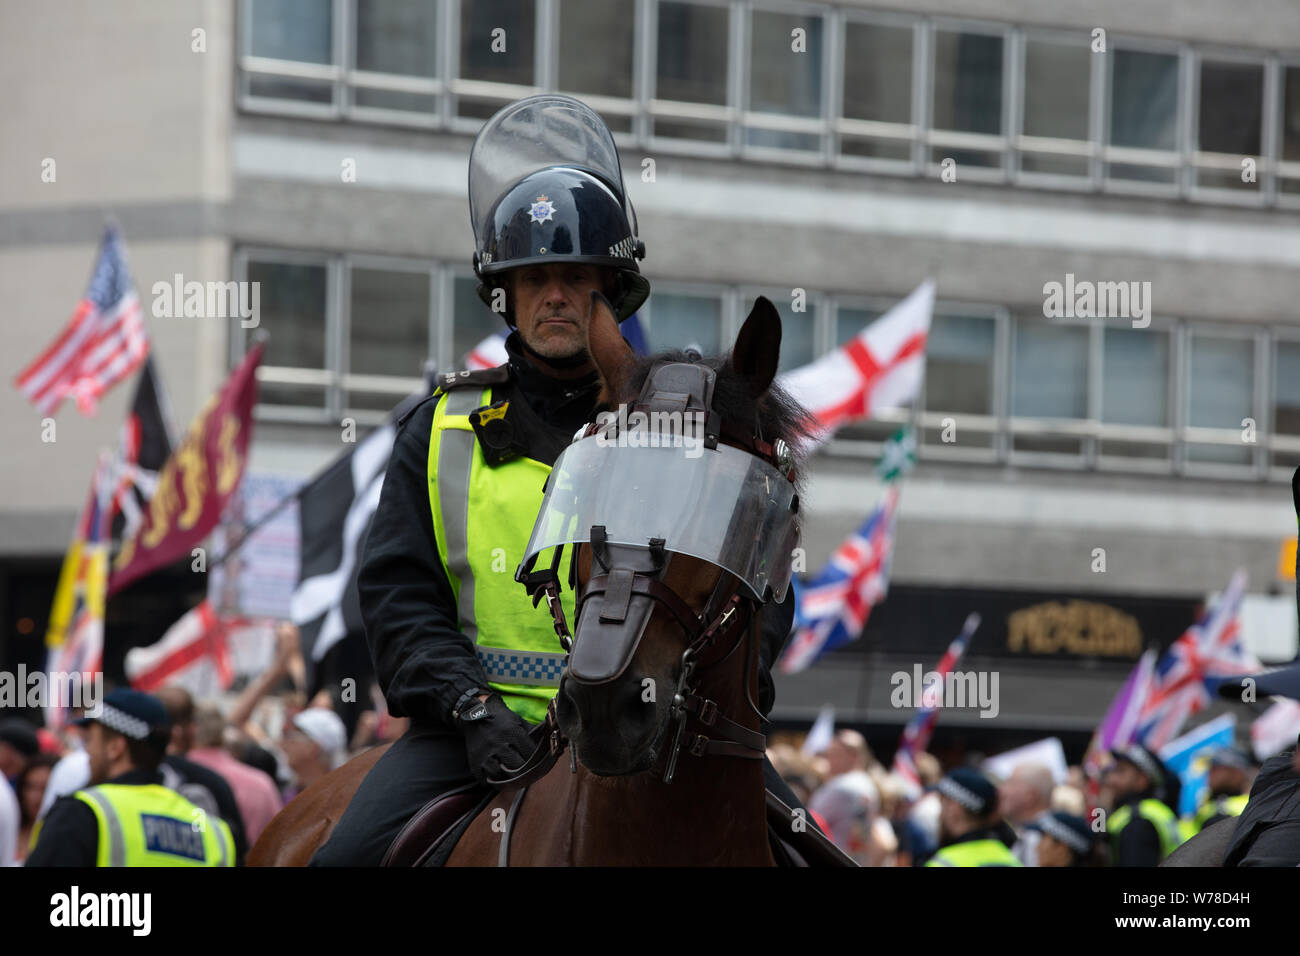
xmin=517 ymin=333 xmax=591 ymax=369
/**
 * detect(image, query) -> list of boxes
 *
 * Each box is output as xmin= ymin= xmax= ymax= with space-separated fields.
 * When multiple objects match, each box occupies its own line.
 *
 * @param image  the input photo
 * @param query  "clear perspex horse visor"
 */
xmin=521 ymin=435 xmax=800 ymax=602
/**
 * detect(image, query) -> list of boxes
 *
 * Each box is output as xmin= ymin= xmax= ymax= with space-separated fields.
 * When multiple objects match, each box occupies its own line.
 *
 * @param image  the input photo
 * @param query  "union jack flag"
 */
xmin=1135 ymin=570 xmax=1258 ymax=751
xmin=891 ymin=613 xmax=981 ymax=798
xmin=14 ymin=225 xmax=148 ymax=417
xmin=779 ymin=484 xmax=900 ymax=674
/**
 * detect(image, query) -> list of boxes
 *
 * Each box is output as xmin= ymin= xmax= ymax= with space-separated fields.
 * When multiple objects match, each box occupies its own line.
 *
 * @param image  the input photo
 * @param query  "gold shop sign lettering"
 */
xmin=1005 ymin=600 xmax=1142 ymax=658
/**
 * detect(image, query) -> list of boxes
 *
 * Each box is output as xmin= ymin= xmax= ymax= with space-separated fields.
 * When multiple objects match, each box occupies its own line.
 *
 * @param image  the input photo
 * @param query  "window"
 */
xmin=1273 ymin=340 xmax=1300 ymax=470
xmin=245 ymin=0 xmax=335 ymax=104
xmin=1100 ymin=326 xmax=1170 ymax=459
xmin=349 ymin=266 xmax=432 ymax=409
xmin=931 ymin=27 xmax=1004 ymax=169
xmin=353 ymin=0 xmax=439 ymax=114
xmin=558 ymin=0 xmax=634 ymax=101
xmin=644 ymin=292 xmax=722 ymax=355
xmin=1196 ymin=60 xmax=1263 ymax=193
xmin=1187 ymin=333 xmax=1254 ymax=464
xmin=746 ymin=9 xmax=825 ymax=153
xmin=840 ymin=20 xmax=913 ymax=162
xmin=1107 ymin=48 xmax=1179 ymax=184
xmin=834 ymin=306 xmax=881 ymax=347
xmin=1281 ymin=66 xmax=1300 ymax=195
xmin=654 ymin=1 xmax=730 ymax=143
xmin=458 ymin=0 xmax=535 ymax=118
xmin=452 ymin=276 xmax=503 ymax=370
xmin=247 ymin=258 xmax=330 ymax=409
xmin=923 ymin=313 xmax=997 ymax=448
xmin=1011 ymin=320 xmax=1088 ymax=454
xmin=1019 ymin=35 xmax=1091 ymax=178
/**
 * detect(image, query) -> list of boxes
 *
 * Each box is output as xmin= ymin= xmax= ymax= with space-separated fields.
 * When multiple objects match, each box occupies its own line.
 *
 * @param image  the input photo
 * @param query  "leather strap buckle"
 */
xmin=689 ymin=734 xmax=709 ymax=757
xmin=697 ymin=698 xmax=718 ymax=727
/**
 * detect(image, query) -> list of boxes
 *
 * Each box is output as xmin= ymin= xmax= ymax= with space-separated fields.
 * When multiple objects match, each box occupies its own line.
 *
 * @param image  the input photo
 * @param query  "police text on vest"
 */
xmin=50 ymin=886 xmax=151 ymax=936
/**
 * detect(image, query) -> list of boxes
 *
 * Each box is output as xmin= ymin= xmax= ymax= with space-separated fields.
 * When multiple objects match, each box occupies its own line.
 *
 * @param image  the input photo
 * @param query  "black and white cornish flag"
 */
xmin=290 ymin=364 xmax=436 ymax=684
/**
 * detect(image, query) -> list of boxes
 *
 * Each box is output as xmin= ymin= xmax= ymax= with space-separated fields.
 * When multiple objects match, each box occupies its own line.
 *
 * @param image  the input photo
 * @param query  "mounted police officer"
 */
xmin=312 ymin=95 xmax=802 ymax=866
xmin=1105 ymin=743 xmax=1183 ymax=866
xmin=26 ymin=689 xmax=235 ymax=867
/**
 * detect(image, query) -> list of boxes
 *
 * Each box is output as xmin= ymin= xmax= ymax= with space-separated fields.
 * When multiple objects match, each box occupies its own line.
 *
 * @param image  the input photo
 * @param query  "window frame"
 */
xmin=1179 ymin=320 xmax=1266 ymax=479
xmin=1013 ymin=26 xmax=1101 ymax=191
xmin=1188 ymin=45 xmax=1271 ymax=206
xmin=924 ymin=15 xmax=1013 ymax=184
xmin=1101 ymin=35 xmax=1189 ymax=198
xmin=833 ymin=7 xmax=920 ymax=177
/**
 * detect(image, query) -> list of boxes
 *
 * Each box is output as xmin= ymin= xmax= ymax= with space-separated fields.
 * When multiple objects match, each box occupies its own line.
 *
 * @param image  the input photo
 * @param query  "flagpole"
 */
xmin=203 ymin=353 xmax=437 ymax=574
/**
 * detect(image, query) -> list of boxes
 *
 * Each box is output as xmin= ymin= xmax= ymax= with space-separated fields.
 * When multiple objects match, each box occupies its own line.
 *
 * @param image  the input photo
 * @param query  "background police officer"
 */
xmin=26 ymin=689 xmax=235 ymax=867
xmin=1105 ymin=744 xmax=1183 ymax=866
xmin=925 ymin=767 xmax=1022 ymax=867
xmin=312 ymin=95 xmax=803 ymax=866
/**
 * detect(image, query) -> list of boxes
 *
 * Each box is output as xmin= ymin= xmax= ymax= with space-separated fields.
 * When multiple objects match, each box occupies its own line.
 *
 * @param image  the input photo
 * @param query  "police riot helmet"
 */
xmin=469 ymin=94 xmax=648 ymax=323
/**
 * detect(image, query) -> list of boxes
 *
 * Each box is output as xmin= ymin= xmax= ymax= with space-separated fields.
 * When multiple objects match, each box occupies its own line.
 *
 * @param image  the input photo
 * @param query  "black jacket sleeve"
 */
xmin=360 ymin=396 xmax=494 ymax=727
xmin=25 ymin=798 xmax=98 ymax=867
xmin=1115 ymin=815 xmax=1162 ymax=867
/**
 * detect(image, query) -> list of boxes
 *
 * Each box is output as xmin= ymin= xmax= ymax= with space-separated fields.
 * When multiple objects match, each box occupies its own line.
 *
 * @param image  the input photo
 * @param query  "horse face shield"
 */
xmin=518 ymin=365 xmax=800 ymax=684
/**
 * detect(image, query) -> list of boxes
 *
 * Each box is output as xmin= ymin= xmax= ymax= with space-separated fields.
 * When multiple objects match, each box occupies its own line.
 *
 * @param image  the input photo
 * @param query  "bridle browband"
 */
xmin=500 ymin=359 xmax=795 ymax=788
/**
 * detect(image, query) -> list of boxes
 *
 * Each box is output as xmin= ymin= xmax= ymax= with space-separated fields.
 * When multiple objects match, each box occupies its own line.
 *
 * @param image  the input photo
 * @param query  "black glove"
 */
xmin=459 ymin=694 xmax=538 ymax=784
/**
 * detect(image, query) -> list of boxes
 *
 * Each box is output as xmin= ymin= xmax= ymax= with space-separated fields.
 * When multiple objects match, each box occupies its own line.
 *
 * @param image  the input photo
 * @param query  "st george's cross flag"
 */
xmin=125 ymin=598 xmax=237 ymax=698
xmin=1135 ymin=569 xmax=1259 ymax=751
xmin=779 ymin=280 xmax=934 ymax=446
xmin=15 ymin=226 xmax=149 ymax=417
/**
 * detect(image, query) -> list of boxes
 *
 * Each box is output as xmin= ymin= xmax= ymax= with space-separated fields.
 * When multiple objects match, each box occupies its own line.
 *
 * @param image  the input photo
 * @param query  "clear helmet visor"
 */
xmin=521 ymin=435 xmax=800 ymax=603
xmin=469 ymin=94 xmax=637 ymax=245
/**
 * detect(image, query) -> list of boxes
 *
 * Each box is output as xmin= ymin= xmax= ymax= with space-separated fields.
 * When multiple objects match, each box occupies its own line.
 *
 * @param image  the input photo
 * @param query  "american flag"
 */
xmin=14 ymin=226 xmax=148 ymax=417
xmin=891 ymin=613 xmax=981 ymax=798
xmin=1135 ymin=570 xmax=1258 ymax=751
xmin=778 ymin=484 xmax=900 ymax=674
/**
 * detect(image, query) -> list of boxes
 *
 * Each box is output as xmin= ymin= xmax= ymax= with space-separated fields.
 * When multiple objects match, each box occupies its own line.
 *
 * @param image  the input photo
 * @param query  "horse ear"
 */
xmin=587 ymin=290 xmax=637 ymax=404
xmin=730 ymin=296 xmax=782 ymax=396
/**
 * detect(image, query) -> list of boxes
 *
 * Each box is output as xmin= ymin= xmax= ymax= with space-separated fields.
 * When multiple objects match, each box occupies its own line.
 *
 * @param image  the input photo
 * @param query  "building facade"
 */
xmin=4 ymin=0 xmax=1300 ymax=756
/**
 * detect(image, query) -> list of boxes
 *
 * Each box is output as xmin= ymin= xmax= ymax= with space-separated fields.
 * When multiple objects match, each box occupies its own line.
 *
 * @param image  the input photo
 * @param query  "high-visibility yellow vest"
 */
xmin=427 ymin=386 xmax=575 ymax=724
xmin=925 ymin=838 xmax=1023 ymax=867
xmin=1192 ymin=793 xmax=1249 ymax=832
xmin=1110 ymin=798 xmax=1183 ymax=861
xmin=71 ymin=783 xmax=234 ymax=867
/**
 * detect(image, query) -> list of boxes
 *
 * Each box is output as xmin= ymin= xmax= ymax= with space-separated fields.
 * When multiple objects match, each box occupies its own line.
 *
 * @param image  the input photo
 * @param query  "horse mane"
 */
xmin=617 ymin=349 xmax=815 ymax=495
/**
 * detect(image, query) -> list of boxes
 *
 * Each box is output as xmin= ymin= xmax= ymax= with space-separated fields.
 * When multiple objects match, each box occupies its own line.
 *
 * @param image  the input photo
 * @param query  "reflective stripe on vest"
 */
xmin=427 ymin=386 xmax=575 ymax=724
xmin=73 ymin=784 xmax=234 ymax=867
xmin=924 ymin=839 xmax=1023 ymax=867
xmin=1110 ymin=798 xmax=1182 ymax=860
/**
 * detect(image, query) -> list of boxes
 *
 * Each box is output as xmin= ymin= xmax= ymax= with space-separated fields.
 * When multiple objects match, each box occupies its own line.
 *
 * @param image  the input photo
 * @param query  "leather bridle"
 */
xmin=501 ymin=361 xmax=797 ymax=788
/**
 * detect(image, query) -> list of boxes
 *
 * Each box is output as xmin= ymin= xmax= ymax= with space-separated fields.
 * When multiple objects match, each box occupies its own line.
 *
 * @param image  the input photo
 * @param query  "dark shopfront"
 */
xmin=770 ymin=583 xmax=1207 ymax=766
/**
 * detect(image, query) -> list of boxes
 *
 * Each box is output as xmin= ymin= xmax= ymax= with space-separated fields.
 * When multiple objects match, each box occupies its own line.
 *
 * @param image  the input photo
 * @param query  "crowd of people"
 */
xmin=768 ymin=730 xmax=1261 ymax=867
xmin=0 ymin=619 xmax=1266 ymax=866
xmin=0 ymin=623 xmax=407 ymax=866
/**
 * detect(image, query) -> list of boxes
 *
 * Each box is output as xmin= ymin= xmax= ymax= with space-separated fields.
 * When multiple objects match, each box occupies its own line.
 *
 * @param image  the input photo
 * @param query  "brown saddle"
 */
xmin=382 ymin=784 xmax=859 ymax=867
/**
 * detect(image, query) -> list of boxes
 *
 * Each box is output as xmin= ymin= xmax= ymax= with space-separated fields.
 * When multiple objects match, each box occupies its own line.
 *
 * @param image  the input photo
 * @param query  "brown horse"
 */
xmin=252 ymin=292 xmax=810 ymax=866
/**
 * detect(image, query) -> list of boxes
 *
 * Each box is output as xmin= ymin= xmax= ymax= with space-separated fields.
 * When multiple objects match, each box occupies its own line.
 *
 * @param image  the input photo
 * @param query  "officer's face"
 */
xmin=510 ymin=263 xmax=607 ymax=362
xmin=1037 ymin=834 xmax=1072 ymax=867
xmin=85 ymin=723 xmax=126 ymax=785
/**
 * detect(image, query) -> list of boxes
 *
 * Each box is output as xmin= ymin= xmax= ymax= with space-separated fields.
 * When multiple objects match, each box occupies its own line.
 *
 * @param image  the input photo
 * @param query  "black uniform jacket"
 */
xmin=1223 ymin=745 xmax=1300 ymax=866
xmin=1112 ymin=790 xmax=1164 ymax=867
xmin=360 ymin=332 xmax=795 ymax=730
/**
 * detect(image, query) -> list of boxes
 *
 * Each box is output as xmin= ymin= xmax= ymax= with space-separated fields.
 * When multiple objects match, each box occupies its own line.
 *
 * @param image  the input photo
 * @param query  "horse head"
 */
xmin=519 ymin=291 xmax=809 ymax=781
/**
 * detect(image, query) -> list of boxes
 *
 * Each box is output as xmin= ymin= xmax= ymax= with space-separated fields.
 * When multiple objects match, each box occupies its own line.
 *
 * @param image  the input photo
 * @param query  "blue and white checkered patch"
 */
xmin=477 ymin=649 xmax=566 ymax=687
